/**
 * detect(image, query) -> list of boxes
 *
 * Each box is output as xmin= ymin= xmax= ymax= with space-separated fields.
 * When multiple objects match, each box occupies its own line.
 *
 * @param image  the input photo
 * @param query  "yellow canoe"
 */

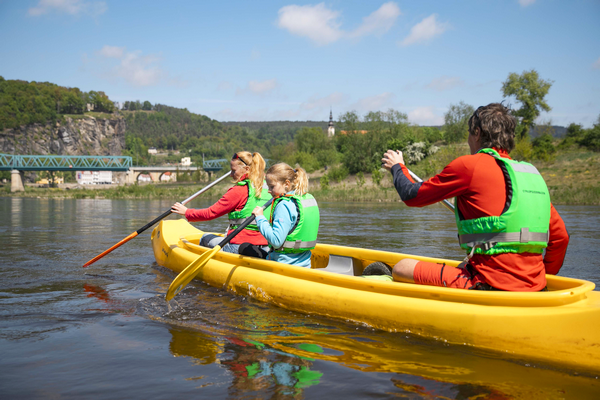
xmin=151 ymin=219 xmax=600 ymax=373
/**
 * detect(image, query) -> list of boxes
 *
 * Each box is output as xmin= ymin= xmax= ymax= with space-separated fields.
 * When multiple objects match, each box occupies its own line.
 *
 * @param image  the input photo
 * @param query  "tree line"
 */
xmin=0 ymin=76 xmax=114 ymax=130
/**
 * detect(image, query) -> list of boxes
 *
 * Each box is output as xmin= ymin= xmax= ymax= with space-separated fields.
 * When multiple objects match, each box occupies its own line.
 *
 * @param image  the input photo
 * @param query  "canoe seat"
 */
xmin=321 ymin=255 xmax=360 ymax=276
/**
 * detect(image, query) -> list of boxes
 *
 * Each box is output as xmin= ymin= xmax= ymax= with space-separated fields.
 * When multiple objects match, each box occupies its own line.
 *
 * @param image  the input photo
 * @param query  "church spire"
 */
xmin=327 ymin=107 xmax=335 ymax=137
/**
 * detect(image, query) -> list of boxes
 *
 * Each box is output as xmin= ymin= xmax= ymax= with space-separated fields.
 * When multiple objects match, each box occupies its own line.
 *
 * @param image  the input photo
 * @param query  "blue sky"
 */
xmin=1 ymin=0 xmax=599 ymax=127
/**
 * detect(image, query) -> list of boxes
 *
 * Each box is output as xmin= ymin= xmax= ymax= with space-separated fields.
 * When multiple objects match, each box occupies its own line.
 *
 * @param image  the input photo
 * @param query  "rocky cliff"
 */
xmin=0 ymin=115 xmax=126 ymax=156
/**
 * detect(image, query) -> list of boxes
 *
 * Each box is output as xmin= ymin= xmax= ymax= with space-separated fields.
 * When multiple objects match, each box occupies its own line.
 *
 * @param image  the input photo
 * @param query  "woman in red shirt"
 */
xmin=382 ymin=103 xmax=569 ymax=291
xmin=171 ymin=151 xmax=271 ymax=254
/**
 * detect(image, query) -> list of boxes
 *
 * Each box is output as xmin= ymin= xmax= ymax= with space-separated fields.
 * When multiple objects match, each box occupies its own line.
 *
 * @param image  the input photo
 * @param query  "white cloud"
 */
xmin=277 ymin=2 xmax=400 ymax=46
xmin=400 ymin=14 xmax=449 ymax=46
xmin=28 ymin=0 xmax=107 ymax=17
xmin=300 ymin=92 xmax=346 ymax=110
xmin=348 ymin=2 xmax=401 ymax=38
xmin=408 ymin=106 xmax=444 ymax=125
xmin=236 ymin=79 xmax=279 ymax=96
xmin=426 ymin=76 xmax=465 ymax=91
xmin=95 ymin=46 xmax=164 ymax=87
xmin=277 ymin=3 xmax=342 ymax=46
xmin=98 ymin=45 xmax=124 ymax=58
xmin=518 ymin=0 xmax=536 ymax=7
xmin=350 ymin=92 xmax=394 ymax=113
xmin=593 ymin=57 xmax=600 ymax=69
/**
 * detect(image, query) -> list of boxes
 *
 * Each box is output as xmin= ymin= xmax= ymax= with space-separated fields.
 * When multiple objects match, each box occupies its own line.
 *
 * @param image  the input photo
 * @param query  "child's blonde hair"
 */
xmin=232 ymin=151 xmax=266 ymax=198
xmin=266 ymin=163 xmax=309 ymax=196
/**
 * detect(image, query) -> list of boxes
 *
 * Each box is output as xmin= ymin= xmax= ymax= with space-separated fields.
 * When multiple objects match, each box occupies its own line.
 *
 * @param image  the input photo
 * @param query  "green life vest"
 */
xmin=455 ymin=148 xmax=551 ymax=256
xmin=270 ymin=193 xmax=320 ymax=253
xmin=228 ymin=179 xmax=272 ymax=231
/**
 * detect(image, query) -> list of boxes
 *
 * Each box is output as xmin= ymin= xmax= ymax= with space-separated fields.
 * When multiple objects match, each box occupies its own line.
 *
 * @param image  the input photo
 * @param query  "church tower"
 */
xmin=327 ymin=108 xmax=335 ymax=138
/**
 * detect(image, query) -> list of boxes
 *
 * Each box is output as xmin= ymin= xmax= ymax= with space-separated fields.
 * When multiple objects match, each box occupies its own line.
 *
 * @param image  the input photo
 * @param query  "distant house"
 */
xmin=160 ymin=172 xmax=172 ymax=182
xmin=76 ymin=171 xmax=112 ymax=185
xmin=148 ymin=147 xmax=158 ymax=155
xmin=340 ymin=130 xmax=368 ymax=135
xmin=181 ymin=157 xmax=191 ymax=166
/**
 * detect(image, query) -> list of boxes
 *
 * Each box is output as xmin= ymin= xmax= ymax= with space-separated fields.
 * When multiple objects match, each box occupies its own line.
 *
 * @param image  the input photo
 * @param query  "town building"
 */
xmin=148 ymin=147 xmax=158 ymax=155
xmin=76 ymin=171 xmax=113 ymax=185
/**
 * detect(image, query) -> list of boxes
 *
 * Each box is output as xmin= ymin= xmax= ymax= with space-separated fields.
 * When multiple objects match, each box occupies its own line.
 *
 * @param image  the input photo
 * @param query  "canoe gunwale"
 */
xmin=177 ymin=232 xmax=596 ymax=308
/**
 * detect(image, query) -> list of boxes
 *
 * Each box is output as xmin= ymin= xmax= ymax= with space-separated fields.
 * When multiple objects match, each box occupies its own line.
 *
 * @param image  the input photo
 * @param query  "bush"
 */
xmin=579 ymin=123 xmax=600 ymax=152
xmin=320 ymin=174 xmax=330 ymax=190
xmin=328 ymin=165 xmax=349 ymax=182
xmin=510 ymin=137 xmax=533 ymax=161
xmin=532 ymin=134 xmax=556 ymax=161
xmin=356 ymin=172 xmax=365 ymax=187
xmin=371 ymin=168 xmax=383 ymax=186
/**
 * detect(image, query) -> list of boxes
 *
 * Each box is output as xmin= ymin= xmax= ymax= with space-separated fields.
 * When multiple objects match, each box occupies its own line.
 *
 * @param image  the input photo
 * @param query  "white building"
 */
xmin=327 ymin=108 xmax=335 ymax=137
xmin=76 ymin=171 xmax=113 ymax=185
xmin=181 ymin=157 xmax=191 ymax=166
xmin=148 ymin=147 xmax=158 ymax=155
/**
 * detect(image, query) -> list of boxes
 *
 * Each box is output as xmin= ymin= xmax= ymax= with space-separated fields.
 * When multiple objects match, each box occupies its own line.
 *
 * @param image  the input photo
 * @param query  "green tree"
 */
xmin=142 ymin=100 xmax=152 ymax=111
xmin=443 ymin=101 xmax=474 ymax=143
xmin=501 ymin=69 xmax=552 ymax=139
xmin=579 ymin=115 xmax=600 ymax=151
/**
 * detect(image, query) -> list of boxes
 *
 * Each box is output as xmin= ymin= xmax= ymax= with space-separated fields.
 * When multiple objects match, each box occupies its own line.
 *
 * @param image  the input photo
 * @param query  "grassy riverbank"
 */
xmin=3 ymin=145 xmax=599 ymax=205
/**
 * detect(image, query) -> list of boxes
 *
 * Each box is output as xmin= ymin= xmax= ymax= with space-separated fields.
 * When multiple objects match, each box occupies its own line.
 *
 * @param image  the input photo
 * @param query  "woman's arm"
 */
xmin=184 ymin=185 xmax=248 ymax=222
xmin=255 ymin=201 xmax=297 ymax=248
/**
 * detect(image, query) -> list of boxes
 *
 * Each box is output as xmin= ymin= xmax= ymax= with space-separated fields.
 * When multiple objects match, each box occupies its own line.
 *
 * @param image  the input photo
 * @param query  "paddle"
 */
xmin=404 ymin=167 xmax=455 ymax=212
xmin=166 ymin=198 xmax=274 ymax=301
xmin=82 ymin=171 xmax=231 ymax=268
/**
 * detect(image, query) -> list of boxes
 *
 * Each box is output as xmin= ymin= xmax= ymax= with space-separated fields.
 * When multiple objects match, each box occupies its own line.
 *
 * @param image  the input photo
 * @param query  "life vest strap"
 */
xmin=459 ymin=229 xmax=549 ymax=246
xmin=276 ymin=239 xmax=318 ymax=251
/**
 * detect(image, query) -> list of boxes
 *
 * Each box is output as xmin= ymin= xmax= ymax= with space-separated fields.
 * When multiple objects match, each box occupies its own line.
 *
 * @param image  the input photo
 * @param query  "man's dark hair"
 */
xmin=468 ymin=103 xmax=516 ymax=152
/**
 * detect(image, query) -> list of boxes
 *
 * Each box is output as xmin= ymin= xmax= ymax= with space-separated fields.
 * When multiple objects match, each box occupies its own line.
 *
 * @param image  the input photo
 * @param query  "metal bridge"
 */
xmin=0 ymin=154 xmax=133 ymax=171
xmin=1 ymin=154 xmax=272 ymax=173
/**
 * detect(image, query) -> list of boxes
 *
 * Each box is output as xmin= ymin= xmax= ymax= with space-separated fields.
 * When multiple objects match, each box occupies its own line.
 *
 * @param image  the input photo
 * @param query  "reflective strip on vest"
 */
xmin=459 ymin=228 xmax=549 ymax=246
xmin=280 ymin=239 xmax=318 ymax=250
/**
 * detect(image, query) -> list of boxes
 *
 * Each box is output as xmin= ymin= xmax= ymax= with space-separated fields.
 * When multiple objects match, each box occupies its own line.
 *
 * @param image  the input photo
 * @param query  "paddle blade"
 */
xmin=82 ymin=232 xmax=138 ymax=268
xmin=166 ymin=245 xmax=221 ymax=301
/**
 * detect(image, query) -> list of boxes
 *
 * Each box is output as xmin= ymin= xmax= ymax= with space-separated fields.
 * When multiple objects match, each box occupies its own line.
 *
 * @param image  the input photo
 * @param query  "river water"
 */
xmin=1 ymin=196 xmax=599 ymax=399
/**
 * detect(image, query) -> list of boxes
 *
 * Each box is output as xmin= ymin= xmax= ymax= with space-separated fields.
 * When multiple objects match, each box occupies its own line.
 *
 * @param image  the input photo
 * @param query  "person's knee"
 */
xmin=392 ymin=259 xmax=419 ymax=283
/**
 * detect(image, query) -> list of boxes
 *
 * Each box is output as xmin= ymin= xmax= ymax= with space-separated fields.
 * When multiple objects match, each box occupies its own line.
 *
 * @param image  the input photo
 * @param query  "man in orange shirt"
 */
xmin=382 ymin=103 xmax=569 ymax=291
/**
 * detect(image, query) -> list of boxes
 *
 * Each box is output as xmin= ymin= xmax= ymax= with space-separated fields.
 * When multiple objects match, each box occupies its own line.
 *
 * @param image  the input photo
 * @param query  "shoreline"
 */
xmin=2 ymin=177 xmax=599 ymax=205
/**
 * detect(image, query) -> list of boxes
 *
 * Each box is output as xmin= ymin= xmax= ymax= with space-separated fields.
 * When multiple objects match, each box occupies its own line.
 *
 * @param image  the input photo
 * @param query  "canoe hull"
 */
xmin=152 ymin=219 xmax=600 ymax=373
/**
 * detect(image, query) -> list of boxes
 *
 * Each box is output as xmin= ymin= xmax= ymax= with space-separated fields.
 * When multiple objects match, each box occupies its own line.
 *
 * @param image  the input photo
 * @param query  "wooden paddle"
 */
xmin=166 ymin=198 xmax=274 ymax=301
xmin=405 ymin=167 xmax=455 ymax=212
xmin=82 ymin=171 xmax=231 ymax=268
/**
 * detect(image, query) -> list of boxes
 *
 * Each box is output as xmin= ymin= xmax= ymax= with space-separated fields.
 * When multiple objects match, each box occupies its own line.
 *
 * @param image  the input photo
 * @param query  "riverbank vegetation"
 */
xmin=3 ymin=71 xmax=599 ymax=205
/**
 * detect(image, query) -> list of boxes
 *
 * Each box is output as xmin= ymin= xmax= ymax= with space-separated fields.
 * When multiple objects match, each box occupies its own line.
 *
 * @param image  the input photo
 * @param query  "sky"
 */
xmin=0 ymin=0 xmax=599 ymax=127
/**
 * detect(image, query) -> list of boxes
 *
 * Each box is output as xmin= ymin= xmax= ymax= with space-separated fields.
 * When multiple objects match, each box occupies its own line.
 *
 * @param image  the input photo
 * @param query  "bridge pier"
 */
xmin=11 ymin=170 xmax=25 ymax=192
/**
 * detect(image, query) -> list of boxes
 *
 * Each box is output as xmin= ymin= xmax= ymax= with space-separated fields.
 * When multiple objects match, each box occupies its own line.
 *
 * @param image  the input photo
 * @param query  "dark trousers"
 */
xmin=239 ymin=243 xmax=269 ymax=259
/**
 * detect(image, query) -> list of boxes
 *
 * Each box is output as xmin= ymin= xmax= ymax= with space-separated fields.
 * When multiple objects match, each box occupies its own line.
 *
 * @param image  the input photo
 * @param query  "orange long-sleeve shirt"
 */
xmin=391 ymin=149 xmax=569 ymax=291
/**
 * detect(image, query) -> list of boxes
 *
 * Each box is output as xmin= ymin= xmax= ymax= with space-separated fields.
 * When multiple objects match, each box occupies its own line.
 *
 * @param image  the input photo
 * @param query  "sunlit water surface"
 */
xmin=1 ymin=197 xmax=599 ymax=399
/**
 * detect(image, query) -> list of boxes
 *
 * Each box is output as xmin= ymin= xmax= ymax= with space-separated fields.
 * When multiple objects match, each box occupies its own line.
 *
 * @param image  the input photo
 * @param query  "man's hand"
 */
xmin=382 ymin=149 xmax=405 ymax=170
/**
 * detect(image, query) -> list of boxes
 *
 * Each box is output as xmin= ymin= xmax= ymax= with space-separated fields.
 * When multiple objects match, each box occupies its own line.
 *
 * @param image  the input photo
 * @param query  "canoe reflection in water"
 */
xmin=220 ymin=337 xmax=323 ymax=396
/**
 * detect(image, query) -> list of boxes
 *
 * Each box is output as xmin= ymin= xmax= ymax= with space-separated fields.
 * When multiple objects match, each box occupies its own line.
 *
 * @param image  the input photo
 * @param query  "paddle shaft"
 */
xmin=404 ymin=167 xmax=455 ymax=212
xmin=165 ymin=198 xmax=273 ymax=300
xmin=82 ymin=171 xmax=231 ymax=267
xmin=217 ymin=197 xmax=273 ymax=247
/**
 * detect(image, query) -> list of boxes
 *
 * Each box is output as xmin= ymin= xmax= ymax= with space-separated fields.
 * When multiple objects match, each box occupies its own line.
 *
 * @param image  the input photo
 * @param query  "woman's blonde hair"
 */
xmin=266 ymin=163 xmax=309 ymax=196
xmin=232 ymin=151 xmax=266 ymax=198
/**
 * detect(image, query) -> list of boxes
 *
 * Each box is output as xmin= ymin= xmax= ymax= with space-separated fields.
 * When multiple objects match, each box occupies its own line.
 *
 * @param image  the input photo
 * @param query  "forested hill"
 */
xmin=122 ymin=106 xmax=318 ymax=162
xmin=0 ymin=76 xmax=114 ymax=130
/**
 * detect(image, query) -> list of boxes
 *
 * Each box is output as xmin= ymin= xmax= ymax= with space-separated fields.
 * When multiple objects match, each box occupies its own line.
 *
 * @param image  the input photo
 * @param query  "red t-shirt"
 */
xmin=185 ymin=177 xmax=268 ymax=246
xmin=392 ymin=149 xmax=569 ymax=291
